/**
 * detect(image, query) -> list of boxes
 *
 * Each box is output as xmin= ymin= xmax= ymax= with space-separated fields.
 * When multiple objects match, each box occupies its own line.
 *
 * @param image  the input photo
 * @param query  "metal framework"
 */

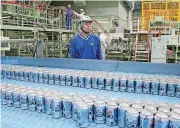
xmin=141 ymin=0 xmax=180 ymax=30
xmin=1 ymin=0 xmax=78 ymax=58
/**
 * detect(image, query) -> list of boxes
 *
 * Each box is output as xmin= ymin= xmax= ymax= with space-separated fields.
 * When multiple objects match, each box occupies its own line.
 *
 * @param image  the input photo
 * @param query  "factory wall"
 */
xmin=84 ymin=1 xmax=128 ymax=32
xmin=51 ymin=1 xmax=129 ymax=32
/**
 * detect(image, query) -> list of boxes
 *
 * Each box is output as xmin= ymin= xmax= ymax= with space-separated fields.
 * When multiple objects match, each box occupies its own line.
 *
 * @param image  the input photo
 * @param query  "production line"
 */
xmin=1 ymin=56 xmax=180 ymax=128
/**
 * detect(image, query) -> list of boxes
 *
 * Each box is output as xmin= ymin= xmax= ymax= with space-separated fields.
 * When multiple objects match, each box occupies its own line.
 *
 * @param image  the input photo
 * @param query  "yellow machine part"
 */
xmin=141 ymin=0 xmax=180 ymax=30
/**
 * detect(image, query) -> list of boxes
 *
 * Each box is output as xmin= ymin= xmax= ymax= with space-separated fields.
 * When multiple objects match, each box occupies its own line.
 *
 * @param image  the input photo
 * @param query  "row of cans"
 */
xmin=1 ymin=64 xmax=180 ymax=98
xmin=1 ymin=83 xmax=180 ymax=128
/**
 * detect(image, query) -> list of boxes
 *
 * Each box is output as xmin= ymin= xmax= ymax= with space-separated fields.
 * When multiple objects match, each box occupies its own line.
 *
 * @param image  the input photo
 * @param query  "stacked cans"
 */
xmin=1 ymin=64 xmax=180 ymax=98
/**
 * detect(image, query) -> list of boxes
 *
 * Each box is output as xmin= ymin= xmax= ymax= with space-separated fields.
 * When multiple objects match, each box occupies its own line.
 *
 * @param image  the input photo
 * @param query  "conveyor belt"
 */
xmin=2 ymin=79 xmax=180 ymax=105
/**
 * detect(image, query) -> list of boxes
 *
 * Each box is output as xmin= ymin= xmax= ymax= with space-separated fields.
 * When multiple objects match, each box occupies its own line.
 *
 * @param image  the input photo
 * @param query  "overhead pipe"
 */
xmin=1 ymin=39 xmax=35 ymax=43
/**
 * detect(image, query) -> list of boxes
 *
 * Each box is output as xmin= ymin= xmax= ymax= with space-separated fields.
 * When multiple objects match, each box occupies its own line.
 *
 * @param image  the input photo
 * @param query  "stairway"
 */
xmin=134 ymin=36 xmax=150 ymax=62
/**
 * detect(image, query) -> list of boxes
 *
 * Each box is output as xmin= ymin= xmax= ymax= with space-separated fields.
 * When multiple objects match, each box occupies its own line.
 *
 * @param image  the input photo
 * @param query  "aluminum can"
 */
xmin=85 ymin=76 xmax=92 ymax=89
xmin=94 ymin=100 xmax=106 ymax=124
xmin=92 ymin=76 xmax=98 ymax=89
xmin=33 ymin=71 xmax=39 ymax=83
xmin=175 ymin=81 xmax=180 ymax=98
xmin=24 ymin=71 xmax=29 ymax=82
xmin=13 ymin=89 xmax=20 ymax=108
xmin=19 ymin=70 xmax=24 ymax=81
xmin=43 ymin=72 xmax=49 ymax=84
xmin=28 ymin=92 xmax=36 ymax=111
xmin=73 ymin=100 xmax=82 ymax=121
xmin=54 ymin=73 xmax=60 ymax=85
xmin=62 ymin=95 xmax=72 ymax=118
xmin=105 ymin=77 xmax=113 ymax=91
xmin=36 ymin=92 xmax=45 ymax=113
xmin=106 ymin=101 xmax=118 ymax=126
xmin=38 ymin=72 xmax=44 ymax=83
xmin=151 ymin=78 xmax=159 ymax=95
xmin=1 ymin=88 xmax=7 ymax=105
xmin=10 ymin=70 xmax=15 ymax=80
xmin=66 ymin=74 xmax=72 ymax=86
xmin=52 ymin=97 xmax=62 ymax=118
xmin=144 ymin=106 xmax=157 ymax=115
xmin=29 ymin=71 xmax=34 ymax=82
xmin=159 ymin=79 xmax=167 ymax=96
xmin=113 ymin=77 xmax=120 ymax=92
xmin=6 ymin=89 xmax=13 ymax=107
xmin=125 ymin=108 xmax=139 ymax=128
xmin=127 ymin=77 xmax=135 ymax=93
xmin=158 ymin=107 xmax=170 ymax=116
xmin=48 ymin=73 xmax=54 ymax=85
xmin=60 ymin=74 xmax=66 ymax=86
xmin=14 ymin=69 xmax=19 ymax=80
xmin=169 ymin=113 xmax=180 ymax=128
xmin=132 ymin=104 xmax=143 ymax=113
xmin=143 ymin=79 xmax=151 ymax=94
xmin=119 ymin=76 xmax=127 ymax=92
xmin=154 ymin=112 xmax=169 ymax=128
xmin=135 ymin=77 xmax=143 ymax=94
xmin=118 ymin=102 xmax=130 ymax=128
xmin=72 ymin=75 xmax=78 ymax=87
xmin=98 ymin=77 xmax=105 ymax=90
xmin=86 ymin=101 xmax=94 ymax=122
xmin=20 ymin=92 xmax=28 ymax=110
xmin=140 ymin=110 xmax=154 ymax=128
xmin=45 ymin=96 xmax=53 ymax=115
xmin=78 ymin=75 xmax=85 ymax=88
xmin=77 ymin=103 xmax=89 ymax=128
xmin=167 ymin=80 xmax=176 ymax=97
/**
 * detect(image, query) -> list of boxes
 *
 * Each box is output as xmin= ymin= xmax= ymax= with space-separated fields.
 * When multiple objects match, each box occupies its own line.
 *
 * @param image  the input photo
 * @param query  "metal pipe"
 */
xmin=1 ymin=39 xmax=35 ymax=43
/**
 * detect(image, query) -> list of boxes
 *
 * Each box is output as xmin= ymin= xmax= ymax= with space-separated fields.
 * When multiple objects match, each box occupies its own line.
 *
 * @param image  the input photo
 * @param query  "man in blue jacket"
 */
xmin=66 ymin=4 xmax=73 ymax=30
xmin=70 ymin=15 xmax=102 ymax=60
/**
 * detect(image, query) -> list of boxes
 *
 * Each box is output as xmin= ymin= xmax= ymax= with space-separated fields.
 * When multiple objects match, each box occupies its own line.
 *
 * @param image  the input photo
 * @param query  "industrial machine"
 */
xmin=106 ymin=33 xmax=133 ymax=61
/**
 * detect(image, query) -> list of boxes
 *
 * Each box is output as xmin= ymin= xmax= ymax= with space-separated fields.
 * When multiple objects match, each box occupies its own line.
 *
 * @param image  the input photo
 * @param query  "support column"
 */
xmin=59 ymin=32 xmax=62 ymax=58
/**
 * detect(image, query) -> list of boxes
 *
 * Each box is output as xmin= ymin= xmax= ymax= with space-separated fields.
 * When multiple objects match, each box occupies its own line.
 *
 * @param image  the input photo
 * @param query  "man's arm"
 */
xmin=70 ymin=39 xmax=76 ymax=58
xmin=97 ymin=38 xmax=103 ymax=60
xmin=73 ymin=11 xmax=81 ymax=17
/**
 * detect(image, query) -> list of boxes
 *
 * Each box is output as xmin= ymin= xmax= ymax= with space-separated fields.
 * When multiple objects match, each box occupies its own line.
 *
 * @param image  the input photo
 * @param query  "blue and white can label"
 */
xmin=43 ymin=72 xmax=49 ymax=84
xmin=78 ymin=76 xmax=85 ymax=88
xmin=98 ymin=77 xmax=105 ymax=90
xmin=143 ymin=80 xmax=151 ymax=94
xmin=159 ymin=80 xmax=167 ymax=96
xmin=48 ymin=73 xmax=54 ymax=85
xmin=105 ymin=78 xmax=113 ymax=91
xmin=72 ymin=75 xmax=78 ymax=87
xmin=66 ymin=74 xmax=72 ymax=86
xmin=6 ymin=90 xmax=13 ymax=107
xmin=52 ymin=98 xmax=62 ymax=118
xmin=92 ymin=76 xmax=98 ymax=89
xmin=28 ymin=93 xmax=36 ymax=111
xmin=20 ymin=92 xmax=28 ymax=110
xmin=94 ymin=100 xmax=106 ymax=124
xmin=106 ymin=102 xmax=118 ymax=126
xmin=60 ymin=74 xmax=66 ymax=86
xmin=151 ymin=80 xmax=159 ymax=95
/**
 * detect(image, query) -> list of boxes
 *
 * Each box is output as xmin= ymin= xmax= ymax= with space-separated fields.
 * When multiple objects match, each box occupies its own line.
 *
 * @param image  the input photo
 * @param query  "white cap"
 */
xmin=80 ymin=9 xmax=84 ymax=12
xmin=98 ymin=30 xmax=102 ymax=33
xmin=79 ymin=15 xmax=92 ymax=23
xmin=68 ymin=4 xmax=71 ymax=7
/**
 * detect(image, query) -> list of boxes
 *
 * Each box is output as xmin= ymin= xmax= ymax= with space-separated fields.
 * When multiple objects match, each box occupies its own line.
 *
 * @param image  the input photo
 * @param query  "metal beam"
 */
xmin=1 ymin=39 xmax=35 ymax=43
